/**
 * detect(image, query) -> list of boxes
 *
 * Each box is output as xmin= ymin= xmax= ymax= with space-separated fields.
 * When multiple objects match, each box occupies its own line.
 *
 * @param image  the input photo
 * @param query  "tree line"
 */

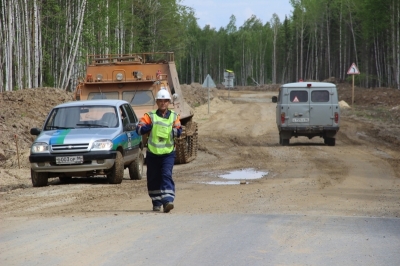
xmin=1 ymin=0 xmax=399 ymax=92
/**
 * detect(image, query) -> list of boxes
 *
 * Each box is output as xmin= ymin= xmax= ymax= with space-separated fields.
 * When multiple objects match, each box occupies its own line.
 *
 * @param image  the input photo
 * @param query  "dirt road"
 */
xmin=1 ymin=90 xmax=399 ymax=218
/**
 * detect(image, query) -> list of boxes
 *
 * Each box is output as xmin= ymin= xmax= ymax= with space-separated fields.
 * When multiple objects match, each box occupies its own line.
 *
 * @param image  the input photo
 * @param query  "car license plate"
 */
xmin=56 ymin=156 xmax=83 ymax=164
xmin=292 ymin=118 xmax=309 ymax=122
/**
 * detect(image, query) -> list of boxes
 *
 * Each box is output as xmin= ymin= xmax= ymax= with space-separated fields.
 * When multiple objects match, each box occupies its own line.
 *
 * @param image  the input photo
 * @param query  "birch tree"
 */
xmin=271 ymin=14 xmax=280 ymax=84
xmin=33 ymin=0 xmax=40 ymax=88
xmin=23 ymin=0 xmax=32 ymax=89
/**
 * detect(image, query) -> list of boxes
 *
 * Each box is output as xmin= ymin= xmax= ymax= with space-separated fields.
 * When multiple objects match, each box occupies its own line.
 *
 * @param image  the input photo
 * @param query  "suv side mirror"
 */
xmin=272 ymin=96 xmax=277 ymax=103
xmin=124 ymin=123 xmax=137 ymax=132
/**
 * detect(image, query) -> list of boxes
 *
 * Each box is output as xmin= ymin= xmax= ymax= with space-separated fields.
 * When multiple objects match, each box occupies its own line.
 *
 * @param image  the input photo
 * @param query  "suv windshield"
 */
xmin=44 ymin=106 xmax=119 ymax=130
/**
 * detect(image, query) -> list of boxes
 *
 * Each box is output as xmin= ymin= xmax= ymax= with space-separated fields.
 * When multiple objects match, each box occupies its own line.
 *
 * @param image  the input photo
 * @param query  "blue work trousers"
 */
xmin=146 ymin=150 xmax=176 ymax=207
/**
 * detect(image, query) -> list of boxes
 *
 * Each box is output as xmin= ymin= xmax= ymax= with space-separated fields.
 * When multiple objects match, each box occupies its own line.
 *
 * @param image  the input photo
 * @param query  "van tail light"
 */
xmin=281 ymin=112 xmax=286 ymax=124
xmin=334 ymin=112 xmax=339 ymax=123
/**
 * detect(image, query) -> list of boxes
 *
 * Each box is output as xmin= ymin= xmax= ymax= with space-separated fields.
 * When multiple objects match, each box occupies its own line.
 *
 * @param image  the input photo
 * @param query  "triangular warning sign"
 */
xmin=347 ymin=63 xmax=360 ymax=75
xmin=202 ymin=74 xmax=216 ymax=88
xmin=293 ymin=96 xmax=299 ymax=102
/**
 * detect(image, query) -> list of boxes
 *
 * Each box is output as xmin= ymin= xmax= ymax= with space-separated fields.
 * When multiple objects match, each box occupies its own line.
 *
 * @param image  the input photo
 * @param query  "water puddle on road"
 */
xmin=200 ymin=168 xmax=268 ymax=185
xmin=201 ymin=181 xmax=247 ymax=185
xmin=219 ymin=168 xmax=268 ymax=180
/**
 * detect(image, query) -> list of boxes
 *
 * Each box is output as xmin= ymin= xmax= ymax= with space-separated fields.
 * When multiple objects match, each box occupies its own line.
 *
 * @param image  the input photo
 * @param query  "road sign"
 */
xmin=224 ymin=71 xmax=234 ymax=79
xmin=202 ymin=74 xmax=216 ymax=88
xmin=224 ymin=79 xmax=234 ymax=88
xmin=347 ymin=63 xmax=360 ymax=75
xmin=202 ymin=74 xmax=216 ymax=114
xmin=347 ymin=63 xmax=360 ymax=107
xmin=223 ymin=70 xmax=234 ymax=91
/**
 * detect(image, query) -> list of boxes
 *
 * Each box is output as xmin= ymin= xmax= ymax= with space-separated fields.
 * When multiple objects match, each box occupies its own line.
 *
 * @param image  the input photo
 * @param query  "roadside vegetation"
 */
xmin=1 ymin=0 xmax=399 ymax=92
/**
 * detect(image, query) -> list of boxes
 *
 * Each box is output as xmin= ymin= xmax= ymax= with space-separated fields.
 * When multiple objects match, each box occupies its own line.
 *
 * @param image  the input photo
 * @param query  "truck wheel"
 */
xmin=175 ymin=122 xmax=198 ymax=164
xmin=129 ymin=150 xmax=144 ymax=180
xmin=107 ymin=151 xmax=124 ymax=184
xmin=31 ymin=169 xmax=48 ymax=187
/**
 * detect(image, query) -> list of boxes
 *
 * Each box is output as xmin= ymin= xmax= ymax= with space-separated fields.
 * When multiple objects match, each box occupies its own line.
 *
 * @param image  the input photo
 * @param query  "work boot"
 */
xmin=153 ymin=205 xmax=161 ymax=211
xmin=163 ymin=202 xmax=174 ymax=213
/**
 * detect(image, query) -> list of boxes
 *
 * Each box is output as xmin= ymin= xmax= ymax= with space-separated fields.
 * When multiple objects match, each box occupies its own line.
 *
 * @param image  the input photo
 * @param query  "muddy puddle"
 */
xmin=200 ymin=168 xmax=269 ymax=185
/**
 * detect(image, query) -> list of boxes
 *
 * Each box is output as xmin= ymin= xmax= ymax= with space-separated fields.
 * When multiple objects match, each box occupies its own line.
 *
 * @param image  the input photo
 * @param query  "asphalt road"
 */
xmin=1 ymin=214 xmax=399 ymax=265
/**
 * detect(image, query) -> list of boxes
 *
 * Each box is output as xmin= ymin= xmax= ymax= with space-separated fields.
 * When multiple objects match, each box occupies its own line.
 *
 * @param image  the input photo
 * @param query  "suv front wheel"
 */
xmin=107 ymin=151 xmax=124 ymax=184
xmin=31 ymin=169 xmax=48 ymax=187
xmin=129 ymin=150 xmax=144 ymax=180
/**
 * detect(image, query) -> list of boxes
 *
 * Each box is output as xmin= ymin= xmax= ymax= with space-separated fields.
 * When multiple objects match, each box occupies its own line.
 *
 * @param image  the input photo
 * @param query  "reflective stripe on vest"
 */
xmin=147 ymin=110 xmax=177 ymax=155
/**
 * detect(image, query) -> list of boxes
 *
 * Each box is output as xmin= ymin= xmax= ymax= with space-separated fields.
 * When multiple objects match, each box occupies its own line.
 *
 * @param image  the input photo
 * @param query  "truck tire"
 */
xmin=31 ymin=169 xmax=48 ymax=187
xmin=175 ymin=122 xmax=198 ymax=164
xmin=107 ymin=151 xmax=124 ymax=184
xmin=129 ymin=150 xmax=144 ymax=180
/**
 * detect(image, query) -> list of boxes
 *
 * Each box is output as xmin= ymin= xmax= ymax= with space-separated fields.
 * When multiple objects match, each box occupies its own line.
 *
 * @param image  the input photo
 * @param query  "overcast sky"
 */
xmin=182 ymin=0 xmax=293 ymax=29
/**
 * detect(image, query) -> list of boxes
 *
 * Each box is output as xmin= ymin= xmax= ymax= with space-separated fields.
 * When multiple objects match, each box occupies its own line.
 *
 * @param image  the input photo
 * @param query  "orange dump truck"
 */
xmin=74 ymin=52 xmax=197 ymax=164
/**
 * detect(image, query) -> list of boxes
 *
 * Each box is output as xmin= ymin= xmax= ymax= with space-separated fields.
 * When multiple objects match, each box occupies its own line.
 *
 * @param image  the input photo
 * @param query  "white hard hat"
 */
xmin=155 ymin=88 xmax=171 ymax=100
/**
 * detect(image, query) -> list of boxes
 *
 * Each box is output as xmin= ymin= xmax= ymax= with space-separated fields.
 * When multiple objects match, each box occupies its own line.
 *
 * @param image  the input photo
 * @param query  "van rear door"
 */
xmin=286 ymin=89 xmax=310 ymax=127
xmin=309 ymin=88 xmax=333 ymax=126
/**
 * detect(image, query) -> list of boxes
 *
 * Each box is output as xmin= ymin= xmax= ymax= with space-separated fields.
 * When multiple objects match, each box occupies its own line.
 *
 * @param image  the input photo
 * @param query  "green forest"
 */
xmin=1 ymin=0 xmax=399 ymax=92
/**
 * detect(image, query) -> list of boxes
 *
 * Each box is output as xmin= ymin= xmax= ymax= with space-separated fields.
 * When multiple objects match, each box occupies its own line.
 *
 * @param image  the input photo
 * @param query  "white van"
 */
xmin=271 ymin=82 xmax=340 ymax=146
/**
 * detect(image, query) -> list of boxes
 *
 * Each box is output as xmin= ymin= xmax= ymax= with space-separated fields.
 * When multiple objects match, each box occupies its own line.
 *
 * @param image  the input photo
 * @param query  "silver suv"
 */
xmin=272 ymin=82 xmax=340 ymax=146
xmin=29 ymin=100 xmax=143 ymax=186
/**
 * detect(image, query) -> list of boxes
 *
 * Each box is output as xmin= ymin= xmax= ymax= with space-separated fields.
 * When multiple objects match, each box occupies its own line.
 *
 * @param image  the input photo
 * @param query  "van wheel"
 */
xmin=107 ymin=151 xmax=124 ymax=184
xmin=325 ymin=138 xmax=336 ymax=146
xmin=129 ymin=150 xmax=144 ymax=180
xmin=282 ymin=138 xmax=290 ymax=146
xmin=59 ymin=176 xmax=72 ymax=183
xmin=31 ymin=169 xmax=48 ymax=187
xmin=279 ymin=133 xmax=289 ymax=146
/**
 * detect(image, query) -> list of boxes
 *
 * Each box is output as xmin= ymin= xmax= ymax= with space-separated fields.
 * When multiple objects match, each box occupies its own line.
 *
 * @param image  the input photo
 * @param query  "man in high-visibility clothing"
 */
xmin=136 ymin=88 xmax=182 ymax=213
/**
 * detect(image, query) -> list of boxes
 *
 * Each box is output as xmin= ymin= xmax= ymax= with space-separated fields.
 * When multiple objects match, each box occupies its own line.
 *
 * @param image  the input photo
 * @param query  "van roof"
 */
xmin=281 ymin=82 xmax=336 ymax=88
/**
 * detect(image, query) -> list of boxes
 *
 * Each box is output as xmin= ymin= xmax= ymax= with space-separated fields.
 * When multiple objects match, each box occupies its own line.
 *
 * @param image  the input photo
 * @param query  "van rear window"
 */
xmin=290 ymin=91 xmax=308 ymax=102
xmin=311 ymin=90 xmax=329 ymax=102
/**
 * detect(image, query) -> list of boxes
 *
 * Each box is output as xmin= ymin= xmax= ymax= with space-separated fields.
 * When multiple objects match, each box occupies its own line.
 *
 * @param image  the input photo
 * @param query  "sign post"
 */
xmin=347 ymin=63 xmax=360 ymax=106
xmin=202 ymin=74 xmax=216 ymax=114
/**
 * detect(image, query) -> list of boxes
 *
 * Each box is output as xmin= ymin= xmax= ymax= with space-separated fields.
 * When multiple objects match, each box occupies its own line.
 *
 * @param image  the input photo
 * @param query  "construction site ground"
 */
xmin=1 ymin=82 xmax=400 ymax=218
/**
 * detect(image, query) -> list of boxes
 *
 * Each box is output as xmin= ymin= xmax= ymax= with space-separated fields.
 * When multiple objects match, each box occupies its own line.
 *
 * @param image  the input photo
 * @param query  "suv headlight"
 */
xmin=31 ymin=142 xmax=49 ymax=153
xmin=92 ymin=139 xmax=113 ymax=150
